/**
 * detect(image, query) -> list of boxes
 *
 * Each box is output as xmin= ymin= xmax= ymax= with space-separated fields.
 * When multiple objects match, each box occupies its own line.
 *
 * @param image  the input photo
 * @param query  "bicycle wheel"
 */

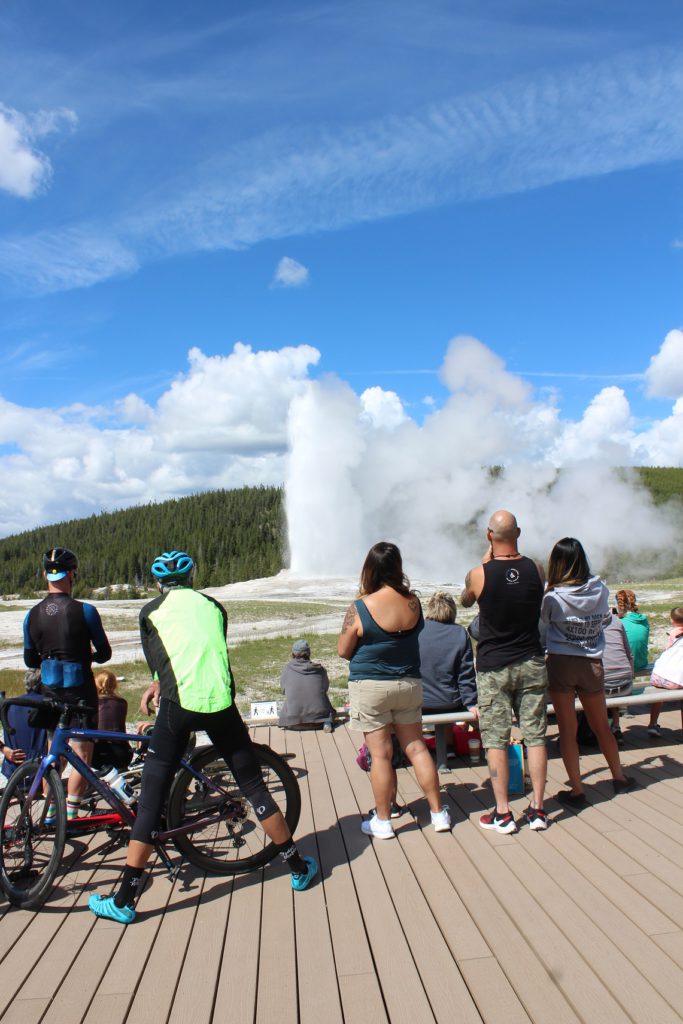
xmin=0 ymin=761 xmax=67 ymax=909
xmin=166 ymin=743 xmax=301 ymax=875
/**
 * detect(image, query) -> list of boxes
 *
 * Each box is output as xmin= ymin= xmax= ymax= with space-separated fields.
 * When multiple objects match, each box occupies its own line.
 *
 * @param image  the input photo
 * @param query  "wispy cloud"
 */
xmin=1 ymin=340 xmax=78 ymax=372
xmin=272 ymin=256 xmax=309 ymax=288
xmin=0 ymin=45 xmax=681 ymax=293
xmin=519 ymin=371 xmax=645 ymax=381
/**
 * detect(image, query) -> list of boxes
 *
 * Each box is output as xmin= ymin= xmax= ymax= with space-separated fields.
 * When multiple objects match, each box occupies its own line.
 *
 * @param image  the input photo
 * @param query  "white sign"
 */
xmin=250 ymin=700 xmax=279 ymax=719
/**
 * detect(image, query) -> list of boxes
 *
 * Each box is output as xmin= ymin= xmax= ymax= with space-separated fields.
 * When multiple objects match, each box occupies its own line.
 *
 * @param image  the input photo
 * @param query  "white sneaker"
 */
xmin=431 ymin=807 xmax=452 ymax=833
xmin=361 ymin=813 xmax=395 ymax=839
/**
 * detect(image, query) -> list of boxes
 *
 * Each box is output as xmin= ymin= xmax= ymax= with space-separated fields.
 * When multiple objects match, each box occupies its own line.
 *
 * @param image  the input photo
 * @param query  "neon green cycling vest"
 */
xmin=139 ymin=587 xmax=234 ymax=713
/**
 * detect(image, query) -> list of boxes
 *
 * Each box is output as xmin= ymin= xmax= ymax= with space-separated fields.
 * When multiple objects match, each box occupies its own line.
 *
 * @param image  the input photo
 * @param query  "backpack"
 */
xmin=356 ymin=734 xmax=409 ymax=772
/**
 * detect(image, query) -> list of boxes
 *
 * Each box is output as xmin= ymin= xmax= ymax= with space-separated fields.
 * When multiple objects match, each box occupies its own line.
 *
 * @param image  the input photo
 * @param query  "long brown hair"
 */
xmin=546 ymin=537 xmax=591 ymax=591
xmin=359 ymin=542 xmax=413 ymax=598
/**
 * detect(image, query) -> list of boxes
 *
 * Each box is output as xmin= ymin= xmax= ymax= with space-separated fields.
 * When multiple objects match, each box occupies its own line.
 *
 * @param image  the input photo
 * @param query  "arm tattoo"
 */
xmin=490 ymin=768 xmax=498 ymax=779
xmin=341 ymin=603 xmax=356 ymax=634
xmin=408 ymin=597 xmax=419 ymax=614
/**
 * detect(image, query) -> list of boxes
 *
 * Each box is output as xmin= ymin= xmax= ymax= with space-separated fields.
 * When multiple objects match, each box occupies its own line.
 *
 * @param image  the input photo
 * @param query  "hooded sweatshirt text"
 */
xmin=541 ymin=576 xmax=609 ymax=657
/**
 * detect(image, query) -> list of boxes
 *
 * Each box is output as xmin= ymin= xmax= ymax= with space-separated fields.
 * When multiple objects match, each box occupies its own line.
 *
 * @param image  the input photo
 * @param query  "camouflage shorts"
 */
xmin=477 ymin=655 xmax=548 ymax=749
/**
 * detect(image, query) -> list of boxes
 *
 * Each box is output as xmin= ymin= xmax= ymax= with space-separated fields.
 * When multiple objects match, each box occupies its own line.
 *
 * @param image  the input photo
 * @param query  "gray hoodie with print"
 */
xmin=540 ymin=576 xmax=610 ymax=657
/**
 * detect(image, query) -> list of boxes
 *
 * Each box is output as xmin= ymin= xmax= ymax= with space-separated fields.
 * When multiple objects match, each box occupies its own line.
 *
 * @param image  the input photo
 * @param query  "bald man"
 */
xmin=461 ymin=511 xmax=548 ymax=833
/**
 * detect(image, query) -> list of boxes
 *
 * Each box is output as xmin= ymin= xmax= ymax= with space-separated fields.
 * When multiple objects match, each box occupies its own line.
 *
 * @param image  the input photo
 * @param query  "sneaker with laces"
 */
xmin=431 ymin=807 xmax=452 ymax=833
xmin=479 ymin=810 xmax=518 ymax=834
xmin=647 ymin=723 xmax=662 ymax=738
xmin=89 ymin=894 xmax=136 ymax=924
xmin=290 ymin=856 xmax=319 ymax=891
xmin=361 ymin=813 xmax=395 ymax=839
xmin=525 ymin=806 xmax=548 ymax=831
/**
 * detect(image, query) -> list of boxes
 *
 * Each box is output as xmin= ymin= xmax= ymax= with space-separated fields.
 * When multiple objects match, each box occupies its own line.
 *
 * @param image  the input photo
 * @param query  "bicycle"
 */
xmin=0 ymin=695 xmax=300 ymax=910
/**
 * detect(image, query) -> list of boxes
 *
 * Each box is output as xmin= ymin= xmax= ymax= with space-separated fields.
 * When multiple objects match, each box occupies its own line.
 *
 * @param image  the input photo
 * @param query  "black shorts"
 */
xmin=44 ymin=684 xmax=98 ymax=729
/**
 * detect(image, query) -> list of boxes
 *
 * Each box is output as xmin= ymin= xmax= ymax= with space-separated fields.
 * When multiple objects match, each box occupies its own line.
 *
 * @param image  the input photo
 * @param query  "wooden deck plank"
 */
xmin=0 ymin=827 xmax=123 ymax=1020
xmin=211 ymin=869 xmax=263 ymax=1024
xmin=0 ymin=998 xmax=50 ymax=1024
xmin=333 ymin=735 xmax=486 ymax=1023
xmin=456 ymin=825 xmax=629 ymax=1022
xmin=499 ymin=840 xmax=681 ymax=1023
xmin=517 ymin=828 xmax=683 ymax=1008
xmin=423 ymin=820 xmax=580 ymax=1023
xmin=541 ymin=823 xmax=679 ymax=937
xmin=255 ymin=860 xmax=298 ymax=1024
xmin=80 ymin=857 xmax=182 ymax=1024
xmin=166 ymin=872 xmax=233 ymax=1024
xmin=331 ymin=727 xmax=439 ymax=1023
xmin=1 ymin=723 xmax=682 ymax=1024
xmin=39 ymin=834 xmax=134 ymax=1024
xmin=458 ymin=958 xmax=532 ymax=1024
xmin=286 ymin=728 xmax=344 ymax=1024
xmin=1 ymin=832 xmax=122 ymax=1017
xmin=302 ymin=729 xmax=389 ymax=1023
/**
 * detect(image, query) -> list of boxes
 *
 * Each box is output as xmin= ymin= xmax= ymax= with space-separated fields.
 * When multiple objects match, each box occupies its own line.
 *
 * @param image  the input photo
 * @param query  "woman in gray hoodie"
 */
xmin=541 ymin=538 xmax=634 ymax=807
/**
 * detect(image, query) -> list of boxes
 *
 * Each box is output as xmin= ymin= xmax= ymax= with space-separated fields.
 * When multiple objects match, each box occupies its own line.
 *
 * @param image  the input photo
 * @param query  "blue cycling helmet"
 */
xmin=150 ymin=551 xmax=195 ymax=586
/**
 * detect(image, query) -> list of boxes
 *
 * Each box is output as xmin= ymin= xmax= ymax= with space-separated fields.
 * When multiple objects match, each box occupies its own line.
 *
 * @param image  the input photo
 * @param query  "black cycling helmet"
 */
xmin=42 ymin=547 xmax=78 ymax=582
xmin=150 ymin=550 xmax=195 ymax=586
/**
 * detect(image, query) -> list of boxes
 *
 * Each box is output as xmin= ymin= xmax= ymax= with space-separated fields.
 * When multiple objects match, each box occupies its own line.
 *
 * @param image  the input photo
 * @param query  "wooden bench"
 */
xmin=424 ymin=668 xmax=682 ymax=772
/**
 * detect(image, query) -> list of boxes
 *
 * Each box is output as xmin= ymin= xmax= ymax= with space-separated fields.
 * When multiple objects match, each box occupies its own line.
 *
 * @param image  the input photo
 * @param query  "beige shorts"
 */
xmin=348 ymin=677 xmax=422 ymax=733
xmin=547 ymin=654 xmax=604 ymax=695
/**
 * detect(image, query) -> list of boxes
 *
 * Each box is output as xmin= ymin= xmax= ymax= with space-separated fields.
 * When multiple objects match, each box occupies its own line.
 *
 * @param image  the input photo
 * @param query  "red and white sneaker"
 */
xmin=479 ymin=810 xmax=518 ymax=834
xmin=524 ymin=806 xmax=548 ymax=831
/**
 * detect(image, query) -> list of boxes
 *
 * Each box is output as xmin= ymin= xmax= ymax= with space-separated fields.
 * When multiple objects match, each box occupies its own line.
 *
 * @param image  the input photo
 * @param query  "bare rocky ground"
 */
xmin=1 ymin=570 xmax=680 ymax=673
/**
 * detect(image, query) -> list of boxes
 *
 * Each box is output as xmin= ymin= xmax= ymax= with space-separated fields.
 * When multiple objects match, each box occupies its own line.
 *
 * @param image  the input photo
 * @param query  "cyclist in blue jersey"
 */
xmin=89 ymin=551 xmax=318 ymax=924
xmin=24 ymin=548 xmax=112 ymax=820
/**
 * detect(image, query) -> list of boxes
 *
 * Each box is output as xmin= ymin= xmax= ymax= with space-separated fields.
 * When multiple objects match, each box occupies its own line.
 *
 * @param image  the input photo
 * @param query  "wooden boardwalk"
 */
xmin=2 ymin=711 xmax=683 ymax=1024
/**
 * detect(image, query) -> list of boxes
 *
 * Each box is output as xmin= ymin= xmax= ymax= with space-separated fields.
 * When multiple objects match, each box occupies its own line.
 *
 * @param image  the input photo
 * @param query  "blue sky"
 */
xmin=0 ymin=0 xmax=682 ymax=537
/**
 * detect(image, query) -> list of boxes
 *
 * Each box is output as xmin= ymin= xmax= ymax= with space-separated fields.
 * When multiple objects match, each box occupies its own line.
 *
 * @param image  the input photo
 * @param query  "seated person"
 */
xmin=279 ymin=640 xmax=335 ymax=733
xmin=615 ymin=589 xmax=650 ymax=671
xmin=92 ymin=670 xmax=133 ymax=772
xmin=647 ymin=606 xmax=683 ymax=737
xmin=602 ymin=610 xmax=634 ymax=744
xmin=1 ymin=669 xmax=48 ymax=779
xmin=419 ymin=591 xmax=478 ymax=718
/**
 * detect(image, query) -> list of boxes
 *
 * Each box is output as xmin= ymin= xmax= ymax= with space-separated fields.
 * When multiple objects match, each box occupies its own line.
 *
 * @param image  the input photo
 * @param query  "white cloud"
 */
xmin=0 ymin=341 xmax=320 ymax=536
xmin=273 ymin=257 xmax=309 ymax=288
xmin=1 ymin=47 xmax=681 ymax=292
xmin=645 ymin=329 xmax=683 ymax=399
xmin=3 ymin=332 xmax=683 ymax=567
xmin=0 ymin=103 xmax=76 ymax=199
xmin=360 ymin=387 xmax=407 ymax=430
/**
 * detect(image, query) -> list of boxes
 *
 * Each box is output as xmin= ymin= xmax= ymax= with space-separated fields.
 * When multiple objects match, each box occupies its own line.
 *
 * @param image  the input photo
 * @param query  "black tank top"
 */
xmin=476 ymin=557 xmax=544 ymax=671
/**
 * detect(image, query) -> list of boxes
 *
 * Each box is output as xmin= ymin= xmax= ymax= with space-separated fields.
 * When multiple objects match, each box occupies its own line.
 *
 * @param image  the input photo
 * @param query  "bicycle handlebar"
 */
xmin=0 ymin=694 xmax=92 ymax=736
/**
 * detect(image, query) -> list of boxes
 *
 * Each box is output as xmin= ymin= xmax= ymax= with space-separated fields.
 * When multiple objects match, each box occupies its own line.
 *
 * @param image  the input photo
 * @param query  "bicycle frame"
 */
xmin=17 ymin=723 xmax=244 ymax=872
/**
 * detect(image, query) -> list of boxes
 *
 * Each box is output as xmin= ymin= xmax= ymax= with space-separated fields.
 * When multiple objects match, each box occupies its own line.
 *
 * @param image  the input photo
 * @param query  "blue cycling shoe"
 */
xmin=290 ymin=856 xmax=319 ymax=892
xmin=88 ymin=894 xmax=136 ymax=924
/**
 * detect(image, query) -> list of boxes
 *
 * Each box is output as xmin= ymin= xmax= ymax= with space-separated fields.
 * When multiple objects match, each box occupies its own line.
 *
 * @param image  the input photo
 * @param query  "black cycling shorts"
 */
xmin=131 ymin=698 xmax=278 ymax=844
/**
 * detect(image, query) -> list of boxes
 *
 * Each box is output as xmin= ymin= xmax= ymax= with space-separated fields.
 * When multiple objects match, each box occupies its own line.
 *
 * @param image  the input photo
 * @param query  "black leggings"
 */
xmin=131 ymin=699 xmax=279 ymax=844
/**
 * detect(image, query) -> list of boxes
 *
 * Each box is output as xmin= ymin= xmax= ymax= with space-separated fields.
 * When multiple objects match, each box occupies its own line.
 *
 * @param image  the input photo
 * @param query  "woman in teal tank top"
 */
xmin=338 ymin=542 xmax=451 ymax=839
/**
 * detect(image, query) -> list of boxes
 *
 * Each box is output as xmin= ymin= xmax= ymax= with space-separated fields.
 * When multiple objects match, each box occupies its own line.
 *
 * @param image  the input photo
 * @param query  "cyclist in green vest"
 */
xmin=89 ymin=551 xmax=317 ymax=924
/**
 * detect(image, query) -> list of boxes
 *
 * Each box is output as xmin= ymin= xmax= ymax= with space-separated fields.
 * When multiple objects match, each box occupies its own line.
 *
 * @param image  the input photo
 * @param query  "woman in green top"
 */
xmin=615 ymin=590 xmax=650 ymax=671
